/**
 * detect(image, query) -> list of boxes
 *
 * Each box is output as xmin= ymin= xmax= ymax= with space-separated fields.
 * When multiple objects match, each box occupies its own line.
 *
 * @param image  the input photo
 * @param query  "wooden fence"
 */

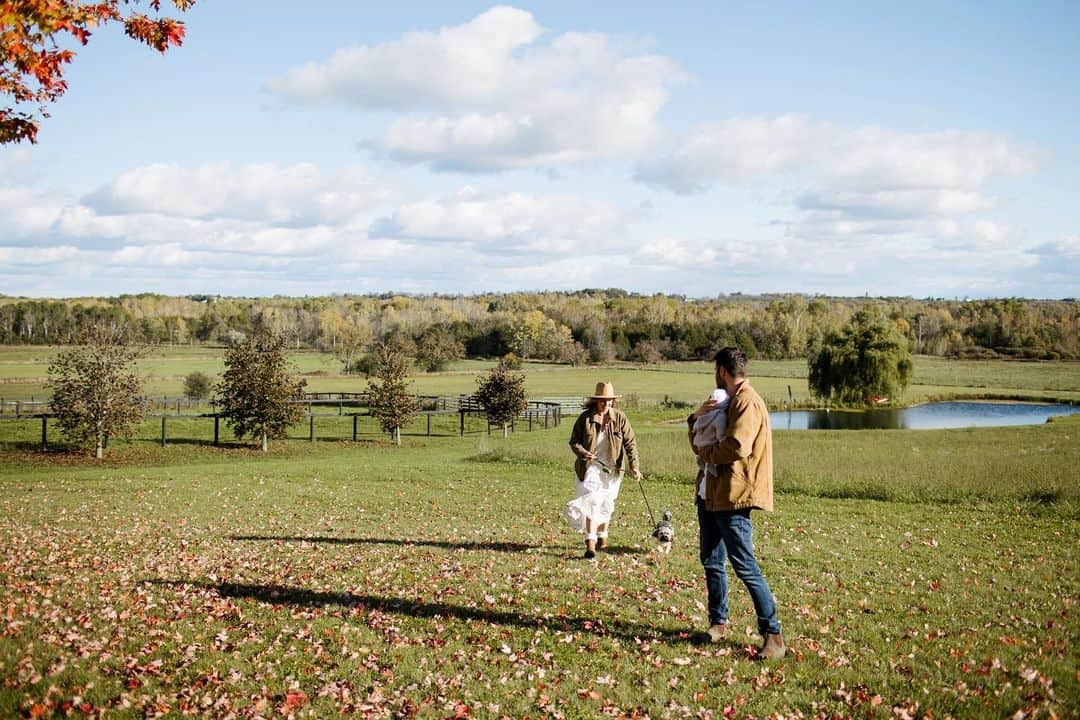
xmin=0 ymin=395 xmax=563 ymax=450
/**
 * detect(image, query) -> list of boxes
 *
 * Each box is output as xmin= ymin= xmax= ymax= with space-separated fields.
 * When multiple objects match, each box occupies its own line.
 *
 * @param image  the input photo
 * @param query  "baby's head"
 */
xmin=709 ymin=388 xmax=728 ymax=403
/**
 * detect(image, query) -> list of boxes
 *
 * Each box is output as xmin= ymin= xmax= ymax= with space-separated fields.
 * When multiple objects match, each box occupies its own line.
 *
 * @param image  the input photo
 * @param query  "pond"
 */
xmin=771 ymin=401 xmax=1079 ymax=431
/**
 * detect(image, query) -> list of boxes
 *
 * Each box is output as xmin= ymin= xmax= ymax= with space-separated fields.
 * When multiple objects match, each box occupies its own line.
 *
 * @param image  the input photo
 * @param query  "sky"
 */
xmin=1 ymin=0 xmax=1078 ymax=299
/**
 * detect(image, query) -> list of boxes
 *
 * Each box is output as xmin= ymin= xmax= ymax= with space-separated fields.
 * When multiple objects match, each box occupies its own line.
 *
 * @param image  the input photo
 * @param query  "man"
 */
xmin=689 ymin=347 xmax=785 ymax=660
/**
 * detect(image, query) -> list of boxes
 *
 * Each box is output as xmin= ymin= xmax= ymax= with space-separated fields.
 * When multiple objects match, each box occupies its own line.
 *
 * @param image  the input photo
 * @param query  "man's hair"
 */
xmin=714 ymin=347 xmax=748 ymax=378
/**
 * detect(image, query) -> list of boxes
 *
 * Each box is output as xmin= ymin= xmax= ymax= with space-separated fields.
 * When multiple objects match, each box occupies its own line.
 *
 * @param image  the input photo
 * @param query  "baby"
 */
xmin=692 ymin=387 xmax=730 ymax=500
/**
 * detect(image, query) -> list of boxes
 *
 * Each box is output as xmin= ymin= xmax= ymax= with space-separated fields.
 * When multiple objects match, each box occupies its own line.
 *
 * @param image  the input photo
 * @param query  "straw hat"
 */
xmin=588 ymin=381 xmax=621 ymax=400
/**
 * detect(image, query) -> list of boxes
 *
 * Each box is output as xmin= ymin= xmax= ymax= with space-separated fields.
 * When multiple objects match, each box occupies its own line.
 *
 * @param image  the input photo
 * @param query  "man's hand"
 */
xmin=583 ymin=450 xmax=597 ymax=462
xmin=632 ymin=468 xmax=642 ymax=481
xmin=693 ymin=398 xmax=719 ymax=420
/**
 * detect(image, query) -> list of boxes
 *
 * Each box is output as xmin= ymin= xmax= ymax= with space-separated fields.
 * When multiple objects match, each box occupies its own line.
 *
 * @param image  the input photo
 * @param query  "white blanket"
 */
xmin=692 ymin=388 xmax=730 ymax=447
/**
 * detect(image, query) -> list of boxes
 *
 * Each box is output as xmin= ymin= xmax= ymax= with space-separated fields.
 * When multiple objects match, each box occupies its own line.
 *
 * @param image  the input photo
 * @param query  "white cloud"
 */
xmin=268 ymin=6 xmax=544 ymax=109
xmin=635 ymin=114 xmax=1038 ymax=259
xmin=82 ymin=162 xmax=396 ymax=225
xmin=636 ymin=237 xmax=719 ymax=268
xmin=371 ymin=187 xmax=632 ymax=255
xmin=795 ymin=188 xmax=994 ymax=220
xmin=0 ymin=245 xmax=81 ymax=265
xmin=636 ymin=114 xmax=1035 ymax=194
xmin=1027 ymin=235 xmax=1080 ymax=281
xmin=267 ymin=6 xmax=684 ymax=172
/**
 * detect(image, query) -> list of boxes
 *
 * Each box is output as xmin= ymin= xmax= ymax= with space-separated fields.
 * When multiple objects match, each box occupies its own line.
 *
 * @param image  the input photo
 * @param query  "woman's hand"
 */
xmin=583 ymin=451 xmax=598 ymax=462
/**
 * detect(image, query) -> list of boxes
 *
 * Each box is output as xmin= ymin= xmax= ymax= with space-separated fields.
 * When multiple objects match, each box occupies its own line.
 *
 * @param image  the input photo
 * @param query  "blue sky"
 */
xmin=1 ymin=1 xmax=1077 ymax=298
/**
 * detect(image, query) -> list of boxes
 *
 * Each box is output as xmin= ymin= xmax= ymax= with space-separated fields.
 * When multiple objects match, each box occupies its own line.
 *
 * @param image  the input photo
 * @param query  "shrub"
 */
xmin=182 ymin=371 xmax=213 ymax=400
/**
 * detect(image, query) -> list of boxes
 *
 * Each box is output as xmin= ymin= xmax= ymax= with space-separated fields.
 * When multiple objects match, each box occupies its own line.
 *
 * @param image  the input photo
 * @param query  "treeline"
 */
xmin=1 ymin=291 xmax=1077 ymax=362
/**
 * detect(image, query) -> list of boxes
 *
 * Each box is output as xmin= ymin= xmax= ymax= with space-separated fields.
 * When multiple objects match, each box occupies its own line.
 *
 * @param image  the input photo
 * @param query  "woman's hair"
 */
xmin=583 ymin=397 xmax=616 ymax=411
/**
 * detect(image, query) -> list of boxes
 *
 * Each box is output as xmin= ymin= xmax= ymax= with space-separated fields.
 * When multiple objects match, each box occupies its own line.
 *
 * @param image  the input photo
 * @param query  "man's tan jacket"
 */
xmin=688 ymin=381 xmax=774 ymax=512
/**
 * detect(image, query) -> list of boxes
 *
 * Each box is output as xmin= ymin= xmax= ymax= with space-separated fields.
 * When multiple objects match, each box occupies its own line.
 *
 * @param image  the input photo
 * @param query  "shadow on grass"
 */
xmin=551 ymin=544 xmax=648 ymax=558
xmin=229 ymin=535 xmax=542 ymax=553
xmin=149 ymin=579 xmax=701 ymax=645
xmin=1021 ymin=489 xmax=1061 ymax=506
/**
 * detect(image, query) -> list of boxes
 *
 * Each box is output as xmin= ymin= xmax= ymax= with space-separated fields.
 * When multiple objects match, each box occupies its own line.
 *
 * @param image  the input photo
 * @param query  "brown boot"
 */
xmin=758 ymin=632 xmax=786 ymax=660
xmin=706 ymin=623 xmax=727 ymax=643
xmin=595 ymin=536 xmax=608 ymax=551
xmin=584 ymin=539 xmax=596 ymax=559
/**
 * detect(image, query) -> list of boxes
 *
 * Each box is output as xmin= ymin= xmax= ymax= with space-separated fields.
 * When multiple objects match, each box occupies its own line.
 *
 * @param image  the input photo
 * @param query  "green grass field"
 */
xmin=2 ymin=401 xmax=1079 ymax=718
xmin=2 ymin=345 xmax=1078 ymax=407
xmin=2 ymin=346 xmax=1078 ymax=717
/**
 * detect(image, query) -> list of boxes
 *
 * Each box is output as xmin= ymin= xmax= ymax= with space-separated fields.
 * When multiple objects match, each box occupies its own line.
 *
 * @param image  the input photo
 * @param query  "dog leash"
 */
xmin=635 ymin=474 xmax=658 ymax=527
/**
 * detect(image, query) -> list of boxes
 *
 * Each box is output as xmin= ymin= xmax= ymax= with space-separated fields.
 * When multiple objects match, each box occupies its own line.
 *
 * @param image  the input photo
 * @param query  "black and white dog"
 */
xmin=651 ymin=510 xmax=675 ymax=553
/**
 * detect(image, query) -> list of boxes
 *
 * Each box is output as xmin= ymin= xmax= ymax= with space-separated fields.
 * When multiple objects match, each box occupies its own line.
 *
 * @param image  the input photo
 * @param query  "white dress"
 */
xmin=564 ymin=430 xmax=623 ymax=532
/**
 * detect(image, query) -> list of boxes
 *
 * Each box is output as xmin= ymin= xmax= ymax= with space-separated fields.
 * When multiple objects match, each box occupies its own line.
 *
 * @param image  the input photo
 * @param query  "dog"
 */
xmin=651 ymin=510 xmax=675 ymax=553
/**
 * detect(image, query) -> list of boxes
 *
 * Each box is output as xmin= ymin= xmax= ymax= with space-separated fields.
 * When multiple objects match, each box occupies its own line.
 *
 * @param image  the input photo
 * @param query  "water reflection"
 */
xmin=772 ymin=401 xmax=1079 ymax=431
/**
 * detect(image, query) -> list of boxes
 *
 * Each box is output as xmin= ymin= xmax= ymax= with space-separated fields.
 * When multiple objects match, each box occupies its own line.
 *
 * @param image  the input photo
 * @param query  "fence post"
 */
xmin=214 ymin=415 xmax=220 ymax=446
xmin=15 ymin=401 xmax=20 ymax=418
xmin=353 ymin=414 xmax=358 ymax=442
xmin=161 ymin=416 xmax=167 ymax=447
xmin=309 ymin=415 xmax=315 ymax=442
xmin=427 ymin=413 xmax=432 ymax=436
xmin=41 ymin=415 xmax=47 ymax=451
xmin=529 ymin=411 xmax=533 ymax=431
xmin=460 ymin=410 xmax=465 ymax=437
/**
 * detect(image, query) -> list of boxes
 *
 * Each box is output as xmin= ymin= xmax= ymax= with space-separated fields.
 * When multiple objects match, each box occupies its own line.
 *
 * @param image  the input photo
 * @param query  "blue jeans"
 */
xmin=697 ymin=500 xmax=781 ymax=636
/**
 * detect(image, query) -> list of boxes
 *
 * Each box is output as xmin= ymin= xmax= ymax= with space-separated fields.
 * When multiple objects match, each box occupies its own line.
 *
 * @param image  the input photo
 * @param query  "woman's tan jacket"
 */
xmin=688 ymin=381 xmax=774 ymax=512
xmin=568 ymin=407 xmax=640 ymax=482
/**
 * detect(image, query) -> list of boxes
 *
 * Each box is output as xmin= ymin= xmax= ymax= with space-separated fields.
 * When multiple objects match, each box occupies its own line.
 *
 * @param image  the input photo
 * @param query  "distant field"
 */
xmin=1 ymin=346 xmax=1078 ymax=407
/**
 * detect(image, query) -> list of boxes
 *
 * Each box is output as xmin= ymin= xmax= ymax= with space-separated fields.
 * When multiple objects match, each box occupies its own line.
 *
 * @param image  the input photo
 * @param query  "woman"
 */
xmin=565 ymin=381 xmax=642 ymax=558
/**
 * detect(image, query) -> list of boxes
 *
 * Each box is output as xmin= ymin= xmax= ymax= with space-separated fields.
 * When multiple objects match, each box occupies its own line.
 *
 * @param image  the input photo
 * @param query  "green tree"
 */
xmin=808 ymin=309 xmax=913 ymax=405
xmin=47 ymin=329 xmax=147 ymax=459
xmin=415 ymin=325 xmax=465 ymax=372
xmin=215 ymin=328 xmax=306 ymax=451
xmin=182 ymin=371 xmax=212 ymax=400
xmin=367 ymin=341 xmax=418 ymax=445
xmin=474 ymin=360 xmax=528 ymax=438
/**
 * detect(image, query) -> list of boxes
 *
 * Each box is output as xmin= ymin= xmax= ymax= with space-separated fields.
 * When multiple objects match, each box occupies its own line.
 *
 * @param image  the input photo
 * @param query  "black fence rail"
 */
xmin=0 ymin=393 xmax=550 ymax=416
xmin=0 ymin=397 xmax=563 ymax=450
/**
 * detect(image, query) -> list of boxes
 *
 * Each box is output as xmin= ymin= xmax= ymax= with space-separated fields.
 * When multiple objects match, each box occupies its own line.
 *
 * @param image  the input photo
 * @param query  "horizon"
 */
xmin=2 ymin=2 xmax=1078 ymax=299
xmin=2 ymin=289 xmax=1076 ymax=304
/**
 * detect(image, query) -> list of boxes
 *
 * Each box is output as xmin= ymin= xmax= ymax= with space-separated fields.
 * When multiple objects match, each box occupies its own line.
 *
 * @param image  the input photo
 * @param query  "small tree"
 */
xmin=475 ymin=360 xmax=528 ymax=438
xmin=415 ymin=325 xmax=465 ymax=372
xmin=48 ymin=329 xmax=147 ymax=459
xmin=215 ymin=328 xmax=306 ymax=451
xmin=808 ymin=309 xmax=913 ymax=405
xmin=183 ymin=371 xmax=213 ymax=400
xmin=367 ymin=341 xmax=418 ymax=445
